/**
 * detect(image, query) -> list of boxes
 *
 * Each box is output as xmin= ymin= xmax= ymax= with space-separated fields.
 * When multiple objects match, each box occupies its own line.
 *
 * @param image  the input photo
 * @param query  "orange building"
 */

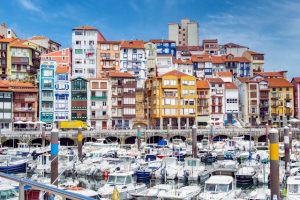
xmin=97 ymin=41 xmax=120 ymax=77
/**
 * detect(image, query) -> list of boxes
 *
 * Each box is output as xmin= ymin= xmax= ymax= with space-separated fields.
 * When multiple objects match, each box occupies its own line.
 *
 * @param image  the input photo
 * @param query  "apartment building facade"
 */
xmin=243 ymin=51 xmax=264 ymax=76
xmin=168 ymin=19 xmax=199 ymax=46
xmin=97 ymin=41 xmax=120 ymax=76
xmin=71 ymin=77 xmax=89 ymax=122
xmin=196 ymin=80 xmax=210 ymax=127
xmin=291 ymin=77 xmax=300 ymax=119
xmin=0 ymin=38 xmax=16 ymax=79
xmin=150 ymin=39 xmax=176 ymax=57
xmin=72 ymin=26 xmax=106 ymax=78
xmin=120 ymin=40 xmax=146 ymax=88
xmin=0 ymin=81 xmax=12 ymax=130
xmin=89 ymin=79 xmax=111 ymax=129
xmin=109 ymin=71 xmax=137 ymax=129
xmin=224 ymin=82 xmax=239 ymax=125
xmin=144 ymin=42 xmax=157 ymax=78
xmin=149 ymin=70 xmax=197 ymax=129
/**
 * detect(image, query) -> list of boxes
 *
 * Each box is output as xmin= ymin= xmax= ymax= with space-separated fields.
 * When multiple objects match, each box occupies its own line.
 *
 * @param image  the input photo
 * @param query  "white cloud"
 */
xmin=19 ymin=0 xmax=42 ymax=13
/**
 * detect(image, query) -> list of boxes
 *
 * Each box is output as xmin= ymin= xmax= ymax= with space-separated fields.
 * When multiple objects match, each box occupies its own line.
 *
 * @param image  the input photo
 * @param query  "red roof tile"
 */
xmin=223 ymin=42 xmax=248 ymax=49
xmin=245 ymin=50 xmax=264 ymax=55
xmin=109 ymin=71 xmax=134 ymax=78
xmin=225 ymin=82 xmax=238 ymax=89
xmin=120 ymin=40 xmax=145 ymax=49
xmin=56 ymin=66 xmax=69 ymax=74
xmin=191 ymin=54 xmax=211 ymax=62
xmin=265 ymin=78 xmax=293 ymax=88
xmin=217 ymin=72 xmax=233 ymax=77
xmin=292 ymin=77 xmax=300 ymax=83
xmin=206 ymin=78 xmax=224 ymax=83
xmin=173 ymin=59 xmax=193 ymax=65
xmin=254 ymin=71 xmax=285 ymax=78
xmin=30 ymin=36 xmax=48 ymax=40
xmin=0 ymin=38 xmax=17 ymax=43
xmin=197 ymin=80 xmax=209 ymax=89
xmin=159 ymin=70 xmax=191 ymax=78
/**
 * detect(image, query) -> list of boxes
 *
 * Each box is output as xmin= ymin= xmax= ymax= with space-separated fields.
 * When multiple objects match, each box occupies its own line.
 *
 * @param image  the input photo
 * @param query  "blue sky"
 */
xmin=1 ymin=0 xmax=300 ymax=77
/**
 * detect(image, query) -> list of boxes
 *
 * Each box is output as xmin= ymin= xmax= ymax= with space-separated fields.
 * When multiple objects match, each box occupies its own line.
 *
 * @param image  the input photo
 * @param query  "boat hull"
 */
xmin=0 ymin=161 xmax=27 ymax=174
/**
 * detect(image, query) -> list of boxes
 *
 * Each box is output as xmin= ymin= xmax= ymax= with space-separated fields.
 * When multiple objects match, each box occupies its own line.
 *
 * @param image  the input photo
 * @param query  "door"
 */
xmin=102 ymin=121 xmax=107 ymax=129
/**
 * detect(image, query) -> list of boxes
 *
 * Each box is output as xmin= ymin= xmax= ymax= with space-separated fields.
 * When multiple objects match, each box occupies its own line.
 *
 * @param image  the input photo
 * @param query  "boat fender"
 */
xmin=184 ymin=170 xmax=190 ymax=177
xmin=103 ymin=171 xmax=109 ymax=178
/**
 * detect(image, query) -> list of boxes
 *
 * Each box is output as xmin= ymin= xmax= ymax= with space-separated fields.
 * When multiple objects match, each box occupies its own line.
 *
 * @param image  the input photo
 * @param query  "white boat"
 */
xmin=199 ymin=175 xmax=240 ymax=200
xmin=155 ymin=157 xmax=183 ymax=180
xmin=235 ymin=166 xmax=256 ymax=186
xmin=130 ymin=184 xmax=172 ymax=199
xmin=287 ymin=176 xmax=300 ymax=200
xmin=178 ymin=157 xmax=206 ymax=181
xmin=157 ymin=186 xmax=200 ymax=200
xmin=247 ymin=187 xmax=270 ymax=200
xmin=0 ymin=185 xmax=18 ymax=200
xmin=98 ymin=172 xmax=146 ymax=199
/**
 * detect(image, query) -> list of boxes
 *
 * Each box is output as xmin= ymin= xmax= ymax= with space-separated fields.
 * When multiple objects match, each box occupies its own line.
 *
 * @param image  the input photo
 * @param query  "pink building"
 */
xmin=41 ymin=48 xmax=72 ymax=72
xmin=291 ymin=77 xmax=300 ymax=119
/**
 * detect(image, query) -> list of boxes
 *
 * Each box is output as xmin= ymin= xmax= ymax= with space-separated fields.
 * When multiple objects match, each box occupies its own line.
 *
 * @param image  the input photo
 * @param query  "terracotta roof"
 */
xmin=223 ymin=42 xmax=248 ymax=49
xmin=196 ymin=80 xmax=209 ymax=89
xmin=0 ymin=80 xmax=37 ymax=91
xmin=292 ymin=77 xmax=300 ymax=83
xmin=254 ymin=71 xmax=285 ymax=78
xmin=10 ymin=40 xmax=29 ymax=48
xmin=176 ymin=46 xmax=203 ymax=51
xmin=173 ymin=59 xmax=193 ymax=65
xmin=159 ymin=70 xmax=191 ymax=78
xmin=217 ymin=71 xmax=233 ymax=77
xmin=191 ymin=54 xmax=211 ymax=62
xmin=30 ymin=36 xmax=48 ymax=40
xmin=211 ymin=56 xmax=225 ymax=64
xmin=109 ymin=71 xmax=134 ymax=78
xmin=150 ymin=39 xmax=175 ymax=43
xmin=237 ymin=77 xmax=250 ymax=83
xmin=73 ymin=25 xmax=98 ymax=30
xmin=0 ymin=38 xmax=16 ymax=43
xmin=265 ymin=78 xmax=293 ymax=88
xmin=120 ymin=40 xmax=145 ymax=49
xmin=245 ymin=50 xmax=264 ymax=55
xmin=56 ymin=66 xmax=69 ymax=74
xmin=225 ymin=82 xmax=238 ymax=90
xmin=206 ymin=78 xmax=224 ymax=83
xmin=230 ymin=57 xmax=250 ymax=62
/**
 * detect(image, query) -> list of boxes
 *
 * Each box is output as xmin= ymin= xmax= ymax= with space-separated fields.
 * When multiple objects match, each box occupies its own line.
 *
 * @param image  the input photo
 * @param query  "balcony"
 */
xmin=42 ymin=96 xmax=54 ymax=101
xmin=285 ymin=95 xmax=292 ymax=100
xmin=260 ymin=103 xmax=269 ymax=107
xmin=90 ymin=115 xmax=108 ymax=120
xmin=14 ymin=117 xmax=33 ymax=121
xmin=14 ymin=107 xmax=35 ymax=112
xmin=71 ymin=116 xmax=87 ymax=120
xmin=91 ymin=95 xmax=107 ymax=100
xmin=271 ymin=103 xmax=278 ymax=107
xmin=286 ymin=108 xmax=293 ymax=115
xmin=24 ymin=97 xmax=36 ymax=102
xmin=199 ymin=95 xmax=209 ymax=99
xmin=271 ymin=92 xmax=280 ymax=99
xmin=71 ymin=107 xmax=87 ymax=110
xmin=271 ymin=111 xmax=279 ymax=116
xmin=260 ymin=94 xmax=268 ymax=99
xmin=41 ymin=107 xmax=53 ymax=112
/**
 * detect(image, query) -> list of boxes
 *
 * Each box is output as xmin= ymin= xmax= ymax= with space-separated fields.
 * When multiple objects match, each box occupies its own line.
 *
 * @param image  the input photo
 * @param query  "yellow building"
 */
xmin=149 ymin=70 xmax=197 ymax=129
xmin=243 ymin=51 xmax=264 ymax=76
xmin=266 ymin=78 xmax=294 ymax=127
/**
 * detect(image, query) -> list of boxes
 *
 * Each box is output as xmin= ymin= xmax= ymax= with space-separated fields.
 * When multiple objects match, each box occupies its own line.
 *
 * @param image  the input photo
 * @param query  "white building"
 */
xmin=120 ymin=40 xmax=146 ymax=87
xmin=173 ymin=59 xmax=194 ymax=76
xmin=144 ymin=42 xmax=157 ymax=78
xmin=168 ymin=19 xmax=199 ymax=46
xmin=219 ymin=43 xmax=249 ymax=57
xmin=54 ymin=66 xmax=71 ymax=122
xmin=72 ymin=25 xmax=106 ymax=79
xmin=156 ymin=54 xmax=174 ymax=76
xmin=89 ymin=79 xmax=111 ymax=129
xmin=224 ymin=82 xmax=239 ymax=125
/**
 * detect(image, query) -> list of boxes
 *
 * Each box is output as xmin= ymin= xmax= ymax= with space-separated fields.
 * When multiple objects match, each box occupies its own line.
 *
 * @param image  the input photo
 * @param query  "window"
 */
xmin=42 ymin=69 xmax=53 ymax=77
xmin=113 ymin=45 xmax=119 ymax=51
xmin=75 ymin=31 xmax=82 ymax=35
xmin=133 ymin=49 xmax=137 ymax=53
xmin=75 ymin=41 xmax=81 ymax=45
xmin=75 ymin=49 xmax=82 ymax=54
xmin=43 ymin=80 xmax=52 ymax=88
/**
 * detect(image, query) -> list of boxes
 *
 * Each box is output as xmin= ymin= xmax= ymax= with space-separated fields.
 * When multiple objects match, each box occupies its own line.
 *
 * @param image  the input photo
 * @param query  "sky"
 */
xmin=1 ymin=0 xmax=300 ymax=78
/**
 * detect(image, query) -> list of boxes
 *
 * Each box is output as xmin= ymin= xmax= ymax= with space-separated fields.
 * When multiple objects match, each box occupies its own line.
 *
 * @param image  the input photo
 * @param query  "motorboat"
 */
xmin=177 ymin=157 xmax=207 ymax=181
xmin=213 ymin=160 xmax=239 ymax=177
xmin=199 ymin=175 xmax=240 ymax=200
xmin=135 ymin=160 xmax=161 ymax=180
xmin=235 ymin=166 xmax=256 ymax=186
xmin=130 ymin=184 xmax=172 ymax=199
xmin=200 ymin=151 xmax=217 ymax=164
xmin=155 ymin=157 xmax=183 ymax=180
xmin=286 ymin=176 xmax=300 ymax=200
xmin=247 ymin=187 xmax=270 ymax=200
xmin=0 ymin=156 xmax=28 ymax=174
xmin=98 ymin=172 xmax=146 ymax=199
xmin=157 ymin=185 xmax=201 ymax=200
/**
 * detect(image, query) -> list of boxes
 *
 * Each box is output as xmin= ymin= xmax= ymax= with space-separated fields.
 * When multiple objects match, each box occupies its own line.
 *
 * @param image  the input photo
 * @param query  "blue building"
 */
xmin=39 ymin=60 xmax=56 ymax=125
xmin=150 ymin=39 xmax=176 ymax=57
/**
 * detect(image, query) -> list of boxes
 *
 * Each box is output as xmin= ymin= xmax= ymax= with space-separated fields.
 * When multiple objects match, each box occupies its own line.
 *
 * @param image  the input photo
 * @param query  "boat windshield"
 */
xmin=187 ymin=160 xmax=197 ymax=166
xmin=205 ymin=184 xmax=229 ymax=192
xmin=107 ymin=175 xmax=129 ymax=185
xmin=288 ymin=184 xmax=300 ymax=193
xmin=0 ymin=189 xmax=17 ymax=199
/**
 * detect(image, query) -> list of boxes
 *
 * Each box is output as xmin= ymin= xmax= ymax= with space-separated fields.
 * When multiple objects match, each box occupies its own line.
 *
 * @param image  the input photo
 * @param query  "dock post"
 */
xmin=137 ymin=125 xmax=141 ymax=150
xmin=41 ymin=125 xmax=46 ymax=147
xmin=288 ymin=124 xmax=292 ymax=154
xmin=19 ymin=181 xmax=25 ymax=200
xmin=51 ymin=129 xmax=59 ymax=186
xmin=265 ymin=123 xmax=269 ymax=146
xmin=77 ymin=127 xmax=83 ymax=160
xmin=284 ymin=126 xmax=290 ymax=175
xmin=192 ymin=125 xmax=197 ymax=158
xmin=269 ymin=128 xmax=280 ymax=200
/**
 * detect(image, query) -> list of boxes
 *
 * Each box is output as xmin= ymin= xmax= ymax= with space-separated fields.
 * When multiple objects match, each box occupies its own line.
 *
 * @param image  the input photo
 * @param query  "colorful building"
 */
xmin=109 ymin=71 xmax=137 ymax=129
xmin=150 ymin=39 xmax=176 ymax=57
xmin=0 ymin=81 xmax=12 ymax=130
xmin=144 ymin=42 xmax=157 ymax=78
xmin=243 ymin=51 xmax=264 ymax=76
xmin=71 ymin=77 xmax=89 ymax=122
xmin=156 ymin=54 xmax=174 ymax=77
xmin=72 ymin=25 xmax=106 ymax=79
xmin=149 ymin=70 xmax=197 ymax=129
xmin=224 ymin=82 xmax=239 ymax=125
xmin=291 ymin=77 xmax=300 ymax=119
xmin=120 ymin=40 xmax=146 ymax=88
xmin=28 ymin=36 xmax=61 ymax=54
xmin=39 ymin=61 xmax=56 ymax=125
xmin=196 ymin=80 xmax=210 ymax=127
xmin=89 ymin=78 xmax=110 ymax=129
xmin=266 ymin=78 xmax=294 ymax=127
xmin=97 ymin=41 xmax=120 ymax=76
xmin=0 ymin=38 xmax=16 ymax=79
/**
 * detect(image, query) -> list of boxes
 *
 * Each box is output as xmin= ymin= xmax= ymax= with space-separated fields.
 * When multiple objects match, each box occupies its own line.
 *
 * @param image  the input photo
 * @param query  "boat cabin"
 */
xmin=106 ymin=173 xmax=134 ymax=186
xmin=287 ymin=176 xmax=300 ymax=197
xmin=204 ymin=176 xmax=233 ymax=193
